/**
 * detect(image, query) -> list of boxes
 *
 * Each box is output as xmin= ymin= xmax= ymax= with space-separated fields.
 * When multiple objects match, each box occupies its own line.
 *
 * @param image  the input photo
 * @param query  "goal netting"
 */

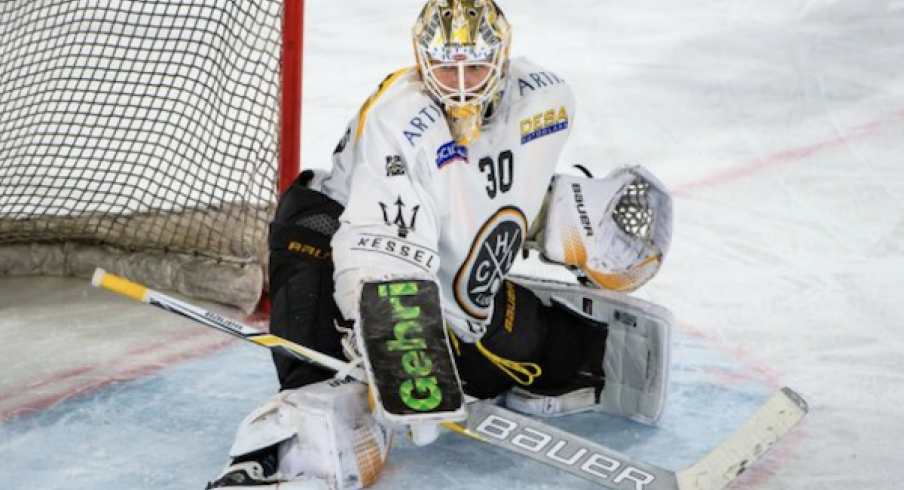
xmin=0 ymin=0 xmax=302 ymax=311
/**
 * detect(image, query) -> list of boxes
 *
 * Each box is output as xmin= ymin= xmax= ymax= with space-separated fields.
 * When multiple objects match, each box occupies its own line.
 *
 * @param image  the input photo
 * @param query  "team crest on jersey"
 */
xmin=520 ymin=106 xmax=569 ymax=144
xmin=436 ymin=141 xmax=468 ymax=168
xmin=380 ymin=196 xmax=420 ymax=238
xmin=453 ymin=207 xmax=527 ymax=320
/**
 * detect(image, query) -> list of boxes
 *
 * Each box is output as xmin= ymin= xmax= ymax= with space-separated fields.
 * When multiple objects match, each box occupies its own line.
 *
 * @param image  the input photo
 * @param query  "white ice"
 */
xmin=2 ymin=0 xmax=904 ymax=489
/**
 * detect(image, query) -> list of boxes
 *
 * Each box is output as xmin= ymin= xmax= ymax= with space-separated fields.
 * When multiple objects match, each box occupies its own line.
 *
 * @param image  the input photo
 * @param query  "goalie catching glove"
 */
xmin=527 ymin=166 xmax=673 ymax=292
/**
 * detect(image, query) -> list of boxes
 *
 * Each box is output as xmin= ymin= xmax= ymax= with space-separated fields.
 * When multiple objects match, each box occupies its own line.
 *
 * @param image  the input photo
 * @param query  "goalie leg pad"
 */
xmin=505 ymin=275 xmax=673 ymax=425
xmin=453 ymin=280 xmax=606 ymax=399
xmin=223 ymin=379 xmax=392 ymax=490
xmin=452 ymin=280 xmax=549 ymax=399
xmin=599 ymin=298 xmax=671 ymax=425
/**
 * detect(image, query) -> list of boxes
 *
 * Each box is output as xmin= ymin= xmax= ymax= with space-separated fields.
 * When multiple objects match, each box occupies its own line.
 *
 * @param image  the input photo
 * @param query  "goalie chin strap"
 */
xmin=448 ymin=327 xmax=543 ymax=386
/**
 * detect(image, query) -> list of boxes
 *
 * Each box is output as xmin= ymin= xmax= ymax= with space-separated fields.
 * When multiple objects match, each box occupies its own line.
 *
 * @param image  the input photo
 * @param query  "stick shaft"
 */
xmin=91 ymin=268 xmax=363 ymax=378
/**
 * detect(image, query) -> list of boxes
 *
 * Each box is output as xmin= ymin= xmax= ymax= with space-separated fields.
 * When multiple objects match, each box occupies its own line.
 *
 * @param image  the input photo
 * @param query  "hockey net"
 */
xmin=0 ymin=0 xmax=303 ymax=311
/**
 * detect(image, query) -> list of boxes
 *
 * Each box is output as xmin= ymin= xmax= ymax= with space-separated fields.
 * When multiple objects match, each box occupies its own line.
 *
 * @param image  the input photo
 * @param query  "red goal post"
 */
xmin=0 ymin=0 xmax=304 ymax=312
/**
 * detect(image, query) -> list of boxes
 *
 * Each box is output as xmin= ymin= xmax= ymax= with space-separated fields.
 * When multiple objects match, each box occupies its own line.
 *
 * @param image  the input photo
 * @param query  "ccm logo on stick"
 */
xmin=475 ymin=415 xmax=656 ymax=490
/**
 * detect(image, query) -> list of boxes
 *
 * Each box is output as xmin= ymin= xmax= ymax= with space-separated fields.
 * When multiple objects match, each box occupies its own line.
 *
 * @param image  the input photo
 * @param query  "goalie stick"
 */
xmin=91 ymin=268 xmax=808 ymax=490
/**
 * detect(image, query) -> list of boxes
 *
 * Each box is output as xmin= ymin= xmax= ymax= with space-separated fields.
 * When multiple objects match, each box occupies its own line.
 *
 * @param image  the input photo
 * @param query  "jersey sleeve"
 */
xmin=330 ymin=109 xmax=443 ymax=321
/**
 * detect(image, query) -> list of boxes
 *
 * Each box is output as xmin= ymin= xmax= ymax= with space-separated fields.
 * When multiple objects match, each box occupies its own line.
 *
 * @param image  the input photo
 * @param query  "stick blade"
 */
xmin=677 ymin=387 xmax=808 ymax=490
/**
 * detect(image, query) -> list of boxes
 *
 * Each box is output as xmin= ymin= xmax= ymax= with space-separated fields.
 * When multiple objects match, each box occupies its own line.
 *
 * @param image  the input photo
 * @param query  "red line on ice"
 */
xmin=0 ymin=324 xmax=241 ymax=421
xmin=673 ymin=109 xmax=904 ymax=196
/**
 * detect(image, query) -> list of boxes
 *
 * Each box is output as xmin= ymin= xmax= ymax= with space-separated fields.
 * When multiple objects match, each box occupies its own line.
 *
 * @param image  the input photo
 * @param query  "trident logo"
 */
xmin=380 ymin=196 xmax=420 ymax=238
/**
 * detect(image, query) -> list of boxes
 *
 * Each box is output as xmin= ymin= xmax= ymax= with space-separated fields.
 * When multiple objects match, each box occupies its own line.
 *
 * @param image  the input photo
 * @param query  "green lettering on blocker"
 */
xmin=379 ymin=281 xmax=419 ymax=298
xmin=402 ymin=350 xmax=434 ymax=377
xmin=387 ymin=321 xmax=426 ymax=351
xmin=389 ymin=297 xmax=420 ymax=320
xmin=378 ymin=280 xmax=444 ymax=412
xmin=400 ymin=377 xmax=442 ymax=412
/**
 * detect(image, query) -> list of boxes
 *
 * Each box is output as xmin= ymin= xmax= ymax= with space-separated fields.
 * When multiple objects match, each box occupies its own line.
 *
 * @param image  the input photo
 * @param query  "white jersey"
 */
xmin=318 ymin=57 xmax=575 ymax=342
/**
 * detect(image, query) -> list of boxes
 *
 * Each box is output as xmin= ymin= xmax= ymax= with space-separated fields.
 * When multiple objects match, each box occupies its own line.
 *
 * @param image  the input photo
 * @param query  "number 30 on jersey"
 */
xmin=479 ymin=150 xmax=514 ymax=199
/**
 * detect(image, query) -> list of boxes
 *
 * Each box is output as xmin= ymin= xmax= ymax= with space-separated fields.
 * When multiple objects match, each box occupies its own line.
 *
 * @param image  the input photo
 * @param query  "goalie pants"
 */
xmin=269 ymin=172 xmax=608 ymax=398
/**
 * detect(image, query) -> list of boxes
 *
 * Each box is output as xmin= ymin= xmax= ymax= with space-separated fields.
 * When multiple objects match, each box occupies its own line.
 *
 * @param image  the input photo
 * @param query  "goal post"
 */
xmin=281 ymin=0 xmax=305 ymax=195
xmin=0 ymin=0 xmax=304 ymax=312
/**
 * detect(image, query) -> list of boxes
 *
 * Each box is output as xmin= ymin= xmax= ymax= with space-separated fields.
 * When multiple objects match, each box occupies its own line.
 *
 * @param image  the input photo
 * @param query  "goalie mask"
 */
xmin=413 ymin=0 xmax=512 ymax=145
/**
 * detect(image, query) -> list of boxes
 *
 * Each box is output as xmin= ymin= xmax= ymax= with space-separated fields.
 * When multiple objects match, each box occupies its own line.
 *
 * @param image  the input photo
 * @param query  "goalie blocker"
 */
xmin=356 ymin=279 xmax=467 ymax=425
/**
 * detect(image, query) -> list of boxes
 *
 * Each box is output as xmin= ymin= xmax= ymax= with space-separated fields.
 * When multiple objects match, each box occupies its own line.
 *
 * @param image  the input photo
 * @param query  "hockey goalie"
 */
xmin=206 ymin=1 xmax=673 ymax=488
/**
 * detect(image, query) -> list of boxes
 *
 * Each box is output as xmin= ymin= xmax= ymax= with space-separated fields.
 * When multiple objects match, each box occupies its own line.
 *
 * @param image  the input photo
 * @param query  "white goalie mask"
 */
xmin=413 ymin=0 xmax=512 ymax=145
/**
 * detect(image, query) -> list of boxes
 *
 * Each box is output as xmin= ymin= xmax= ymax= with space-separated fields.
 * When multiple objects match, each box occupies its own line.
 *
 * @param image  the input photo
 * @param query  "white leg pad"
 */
xmin=599 ymin=302 xmax=672 ymax=425
xmin=505 ymin=386 xmax=599 ymax=417
xmin=229 ymin=392 xmax=304 ymax=459
xmin=227 ymin=379 xmax=392 ymax=490
xmin=508 ymin=275 xmax=673 ymax=425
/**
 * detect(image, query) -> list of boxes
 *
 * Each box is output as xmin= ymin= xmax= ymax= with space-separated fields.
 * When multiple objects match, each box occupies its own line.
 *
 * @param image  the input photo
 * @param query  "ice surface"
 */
xmin=0 ymin=330 xmax=778 ymax=490
xmin=2 ymin=0 xmax=904 ymax=489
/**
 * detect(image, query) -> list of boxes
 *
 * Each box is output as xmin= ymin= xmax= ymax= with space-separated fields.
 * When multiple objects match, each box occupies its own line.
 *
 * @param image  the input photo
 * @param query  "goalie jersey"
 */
xmin=319 ymin=57 xmax=575 ymax=342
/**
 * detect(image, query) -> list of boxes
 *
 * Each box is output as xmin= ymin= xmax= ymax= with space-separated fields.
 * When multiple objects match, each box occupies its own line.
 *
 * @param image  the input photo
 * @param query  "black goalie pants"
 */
xmin=269 ymin=172 xmax=608 ymax=398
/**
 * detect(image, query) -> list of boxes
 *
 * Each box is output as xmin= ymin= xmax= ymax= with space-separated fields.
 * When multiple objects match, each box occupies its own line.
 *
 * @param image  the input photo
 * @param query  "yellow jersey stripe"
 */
xmin=355 ymin=67 xmax=411 ymax=140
